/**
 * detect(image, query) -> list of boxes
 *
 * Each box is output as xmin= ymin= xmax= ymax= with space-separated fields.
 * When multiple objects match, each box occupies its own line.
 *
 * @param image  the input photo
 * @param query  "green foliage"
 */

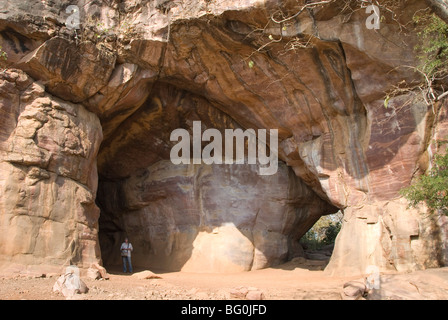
xmin=300 ymin=234 xmax=321 ymax=251
xmin=95 ymin=22 xmax=110 ymax=39
xmin=0 ymin=46 xmax=6 ymax=60
xmin=384 ymin=95 xmax=391 ymax=109
xmin=414 ymin=12 xmax=448 ymax=78
xmin=323 ymin=222 xmax=341 ymax=245
xmin=400 ymin=146 xmax=448 ymax=215
xmin=75 ymin=15 xmax=138 ymax=47
xmin=300 ymin=213 xmax=342 ymax=250
xmin=0 ymin=45 xmax=7 ymax=70
xmin=383 ymin=12 xmax=448 ymax=107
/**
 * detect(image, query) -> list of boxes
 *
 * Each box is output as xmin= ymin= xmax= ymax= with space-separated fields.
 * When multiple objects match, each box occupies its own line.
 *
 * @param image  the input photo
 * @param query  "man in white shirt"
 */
xmin=120 ymin=237 xmax=133 ymax=273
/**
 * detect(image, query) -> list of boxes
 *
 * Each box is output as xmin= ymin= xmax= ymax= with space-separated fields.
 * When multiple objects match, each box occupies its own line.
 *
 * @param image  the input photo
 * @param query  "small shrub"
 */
xmin=0 ymin=45 xmax=7 ymax=71
xmin=300 ymin=213 xmax=342 ymax=250
xmin=400 ymin=145 xmax=448 ymax=215
xmin=414 ymin=12 xmax=448 ymax=78
xmin=323 ymin=222 xmax=341 ymax=245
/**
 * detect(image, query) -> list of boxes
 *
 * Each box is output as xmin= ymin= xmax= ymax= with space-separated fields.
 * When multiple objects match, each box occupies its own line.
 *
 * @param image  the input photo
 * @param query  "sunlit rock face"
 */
xmin=0 ymin=69 xmax=102 ymax=273
xmin=98 ymin=161 xmax=336 ymax=272
xmin=0 ymin=0 xmax=447 ymax=275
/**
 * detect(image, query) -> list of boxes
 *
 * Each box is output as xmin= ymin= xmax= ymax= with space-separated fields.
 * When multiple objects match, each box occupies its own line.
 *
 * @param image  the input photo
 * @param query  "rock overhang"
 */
xmin=0 ymin=0 xmax=446 ymax=276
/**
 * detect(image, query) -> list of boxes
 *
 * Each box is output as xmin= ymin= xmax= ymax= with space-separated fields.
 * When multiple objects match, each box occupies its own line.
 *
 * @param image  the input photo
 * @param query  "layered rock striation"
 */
xmin=99 ymin=161 xmax=335 ymax=272
xmin=0 ymin=0 xmax=447 ymax=275
xmin=0 ymin=69 xmax=102 ymax=273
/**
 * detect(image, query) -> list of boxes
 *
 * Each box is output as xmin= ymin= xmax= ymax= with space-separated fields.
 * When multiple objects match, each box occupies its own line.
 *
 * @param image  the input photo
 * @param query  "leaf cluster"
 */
xmin=400 ymin=145 xmax=448 ymax=215
xmin=0 ymin=45 xmax=7 ymax=70
xmin=414 ymin=12 xmax=448 ymax=78
xmin=300 ymin=213 xmax=342 ymax=250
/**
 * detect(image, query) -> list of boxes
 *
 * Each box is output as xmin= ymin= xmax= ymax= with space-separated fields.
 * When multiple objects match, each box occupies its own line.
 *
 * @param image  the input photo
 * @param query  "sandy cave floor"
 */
xmin=0 ymin=261 xmax=357 ymax=300
xmin=2 ymin=258 xmax=448 ymax=300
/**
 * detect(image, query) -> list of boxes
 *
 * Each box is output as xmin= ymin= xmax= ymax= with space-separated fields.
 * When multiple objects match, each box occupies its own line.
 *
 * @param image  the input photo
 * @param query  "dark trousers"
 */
xmin=122 ymin=255 xmax=133 ymax=273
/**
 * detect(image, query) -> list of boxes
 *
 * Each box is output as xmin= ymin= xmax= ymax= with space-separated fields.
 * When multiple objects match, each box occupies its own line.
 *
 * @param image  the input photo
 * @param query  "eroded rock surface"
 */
xmin=98 ymin=161 xmax=335 ymax=272
xmin=0 ymin=0 xmax=447 ymax=276
xmin=0 ymin=69 xmax=102 ymax=273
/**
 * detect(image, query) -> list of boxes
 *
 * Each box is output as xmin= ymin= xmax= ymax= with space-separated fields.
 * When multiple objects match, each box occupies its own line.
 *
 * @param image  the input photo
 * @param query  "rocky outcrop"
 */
xmin=0 ymin=69 xmax=103 ymax=273
xmin=0 ymin=0 xmax=447 ymax=276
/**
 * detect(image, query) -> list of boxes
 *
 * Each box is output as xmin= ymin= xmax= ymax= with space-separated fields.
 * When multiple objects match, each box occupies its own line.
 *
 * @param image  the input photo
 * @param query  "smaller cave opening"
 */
xmin=297 ymin=211 xmax=343 ymax=270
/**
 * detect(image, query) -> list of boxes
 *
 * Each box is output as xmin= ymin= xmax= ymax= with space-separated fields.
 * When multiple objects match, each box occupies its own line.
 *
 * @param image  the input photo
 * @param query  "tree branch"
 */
xmin=270 ymin=0 xmax=336 ymax=24
xmin=425 ymin=0 xmax=448 ymax=24
xmin=437 ymin=90 xmax=448 ymax=101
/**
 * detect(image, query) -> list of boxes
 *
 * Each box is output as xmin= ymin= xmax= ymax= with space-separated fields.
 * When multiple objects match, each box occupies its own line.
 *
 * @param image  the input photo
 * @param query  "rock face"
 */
xmin=0 ymin=0 xmax=447 ymax=275
xmin=0 ymin=69 xmax=102 ymax=273
xmin=99 ymin=161 xmax=334 ymax=272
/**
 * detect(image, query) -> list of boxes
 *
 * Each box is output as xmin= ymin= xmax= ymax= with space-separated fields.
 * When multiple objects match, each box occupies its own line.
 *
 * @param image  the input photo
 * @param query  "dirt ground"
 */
xmin=1 ymin=259 xmax=448 ymax=300
xmin=0 ymin=260 xmax=355 ymax=300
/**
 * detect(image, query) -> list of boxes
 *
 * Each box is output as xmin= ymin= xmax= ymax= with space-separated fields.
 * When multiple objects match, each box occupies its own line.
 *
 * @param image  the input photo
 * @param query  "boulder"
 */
xmin=131 ymin=270 xmax=162 ymax=280
xmin=90 ymin=263 xmax=109 ymax=280
xmin=53 ymin=269 xmax=89 ymax=298
xmin=230 ymin=286 xmax=265 ymax=300
xmin=87 ymin=268 xmax=101 ymax=280
xmin=341 ymin=280 xmax=367 ymax=300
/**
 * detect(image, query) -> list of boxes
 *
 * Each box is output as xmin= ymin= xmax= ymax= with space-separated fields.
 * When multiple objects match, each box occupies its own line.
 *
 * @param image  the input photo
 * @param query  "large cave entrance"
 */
xmin=94 ymin=82 xmax=338 ymax=273
xmin=87 ymin=8 xmax=370 ymax=274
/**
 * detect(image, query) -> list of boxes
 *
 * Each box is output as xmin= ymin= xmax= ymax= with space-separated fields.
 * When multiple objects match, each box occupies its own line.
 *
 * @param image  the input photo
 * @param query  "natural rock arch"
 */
xmin=0 ymin=0 xmax=447 ymax=276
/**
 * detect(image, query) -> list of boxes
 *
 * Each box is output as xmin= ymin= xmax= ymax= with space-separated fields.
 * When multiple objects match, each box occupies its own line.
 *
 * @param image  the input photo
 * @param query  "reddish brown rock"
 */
xmin=18 ymin=37 xmax=116 ymax=103
xmin=0 ymin=0 xmax=446 ymax=277
xmin=0 ymin=69 xmax=103 ymax=274
xmin=98 ymin=160 xmax=335 ymax=272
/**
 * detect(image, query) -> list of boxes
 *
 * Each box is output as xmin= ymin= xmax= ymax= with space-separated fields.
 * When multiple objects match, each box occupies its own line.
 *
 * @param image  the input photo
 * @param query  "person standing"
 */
xmin=120 ymin=238 xmax=133 ymax=273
